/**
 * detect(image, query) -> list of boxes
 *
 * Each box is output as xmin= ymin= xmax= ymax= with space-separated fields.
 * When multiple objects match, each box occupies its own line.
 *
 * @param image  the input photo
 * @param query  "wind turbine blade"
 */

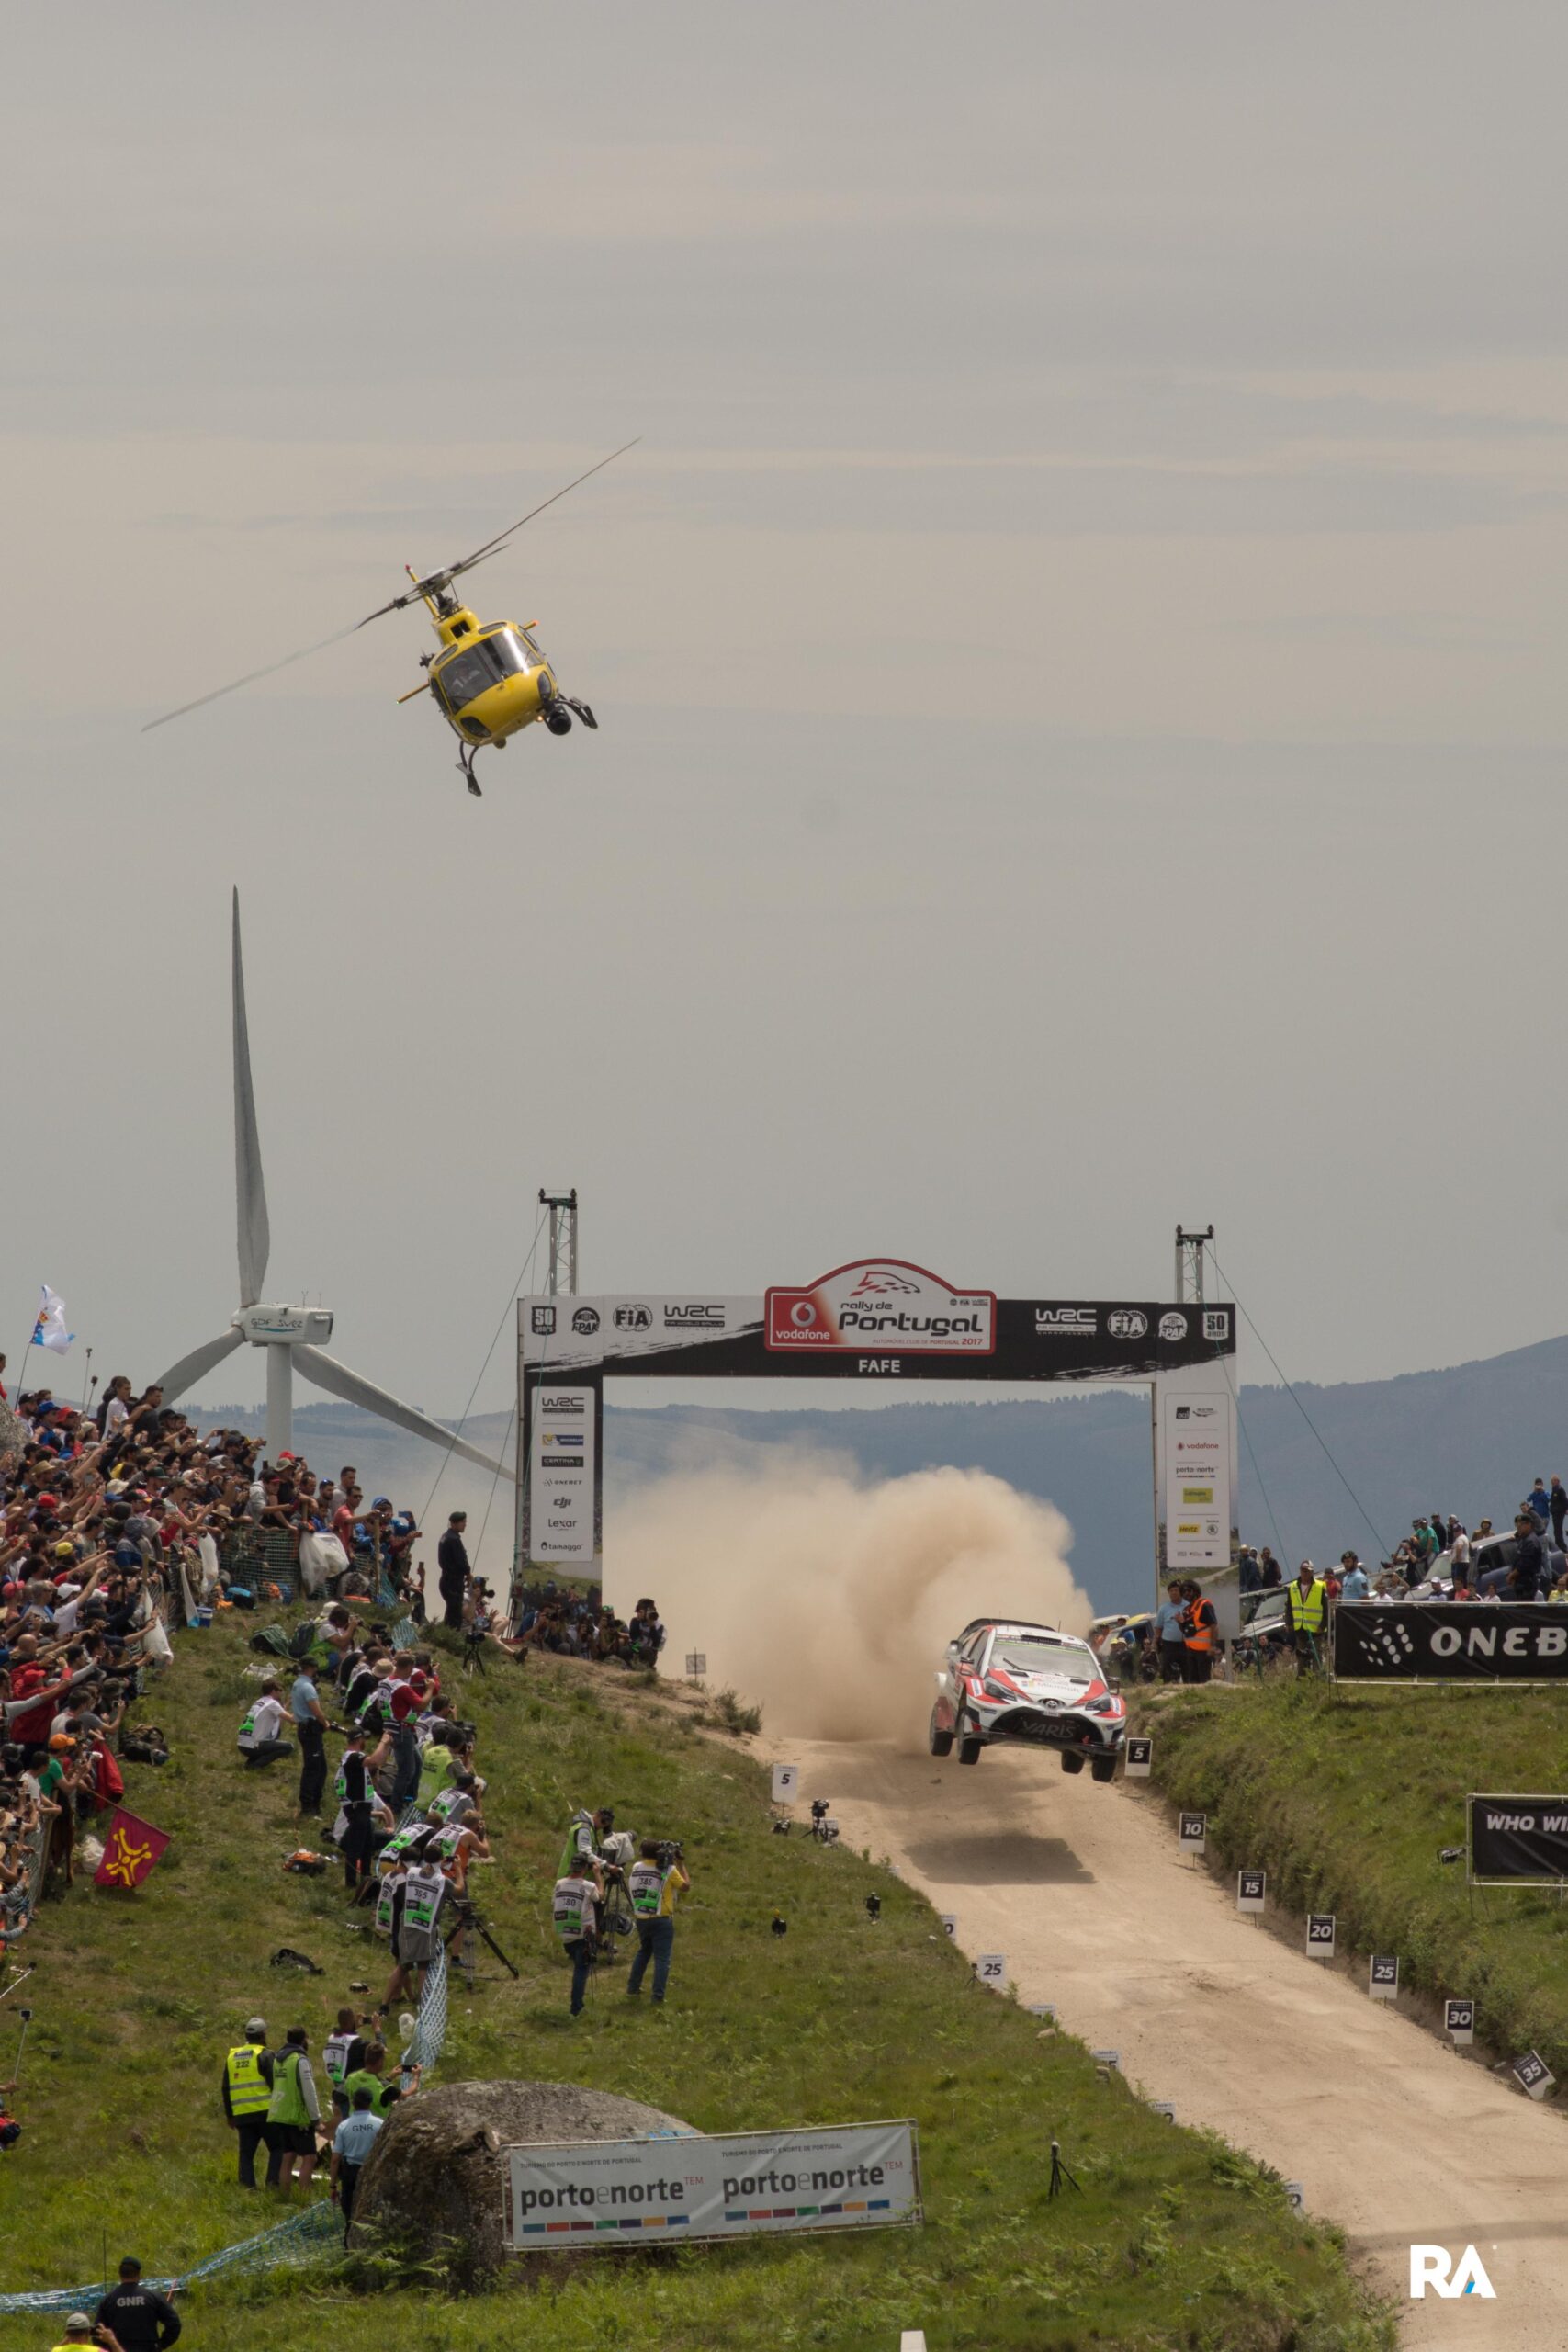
xmin=232 ymin=888 xmax=271 ymax=1307
xmin=157 ymin=1327 xmax=245 ymax=1404
xmin=293 ymin=1345 xmax=515 ymax=1481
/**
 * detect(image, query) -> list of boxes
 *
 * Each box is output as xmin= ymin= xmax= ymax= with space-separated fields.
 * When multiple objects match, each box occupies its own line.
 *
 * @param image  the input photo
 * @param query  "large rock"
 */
xmin=351 ymin=2078 xmax=693 ymax=2282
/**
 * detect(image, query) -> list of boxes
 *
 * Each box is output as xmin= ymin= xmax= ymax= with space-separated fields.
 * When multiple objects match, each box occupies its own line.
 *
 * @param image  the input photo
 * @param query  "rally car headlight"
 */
xmin=1083 ymin=1694 xmax=1122 ymax=1715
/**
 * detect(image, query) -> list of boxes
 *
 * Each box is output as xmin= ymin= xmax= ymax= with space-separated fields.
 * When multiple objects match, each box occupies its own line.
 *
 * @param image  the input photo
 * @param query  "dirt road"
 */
xmin=774 ymin=1734 xmax=1566 ymax=2346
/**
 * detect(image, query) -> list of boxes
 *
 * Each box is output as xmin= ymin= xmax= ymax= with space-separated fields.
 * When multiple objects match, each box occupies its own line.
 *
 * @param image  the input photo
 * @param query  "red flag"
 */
xmin=94 ymin=1808 xmax=171 ymax=1891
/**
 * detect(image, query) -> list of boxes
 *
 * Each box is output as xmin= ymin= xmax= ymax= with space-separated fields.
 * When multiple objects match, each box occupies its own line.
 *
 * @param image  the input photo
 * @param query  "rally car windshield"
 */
xmin=989 ymin=1636 xmax=1089 ymax=1679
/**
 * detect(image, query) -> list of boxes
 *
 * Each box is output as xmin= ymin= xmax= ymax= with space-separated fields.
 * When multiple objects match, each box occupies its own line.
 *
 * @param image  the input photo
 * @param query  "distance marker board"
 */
xmin=1369 ymin=1955 xmax=1398 ymax=2000
xmin=1178 ymin=1812 xmax=1206 ymax=1856
xmin=1513 ymin=2050 xmax=1554 ymax=2101
xmin=771 ymin=1764 xmax=799 ymax=1803
xmin=975 ymin=1953 xmax=1006 ymax=1986
xmin=1306 ymin=1914 xmax=1336 ymax=1959
xmin=1123 ymin=1737 xmax=1152 ymax=1778
xmin=1236 ymin=1869 xmax=1266 ymax=1914
xmin=1444 ymin=1998 xmax=1474 ymax=2046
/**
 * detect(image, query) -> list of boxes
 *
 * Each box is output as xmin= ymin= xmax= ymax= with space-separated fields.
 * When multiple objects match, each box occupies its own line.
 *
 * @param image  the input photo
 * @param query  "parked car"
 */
xmin=931 ymin=1618 xmax=1126 ymax=1779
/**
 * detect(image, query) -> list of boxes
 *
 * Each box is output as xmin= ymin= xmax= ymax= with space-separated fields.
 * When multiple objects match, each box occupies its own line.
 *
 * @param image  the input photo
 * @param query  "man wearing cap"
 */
xmin=95 ymin=2258 xmax=179 ymax=2352
xmin=220 ymin=2016 xmax=275 ymax=2187
xmin=52 ymin=2315 xmax=121 ymax=2352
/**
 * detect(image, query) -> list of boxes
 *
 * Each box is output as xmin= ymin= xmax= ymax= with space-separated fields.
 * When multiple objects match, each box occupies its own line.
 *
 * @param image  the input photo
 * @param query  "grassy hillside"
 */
xmin=0 ymin=1619 xmax=1390 ymax=2351
xmin=1135 ymin=1677 xmax=1568 ymax=2079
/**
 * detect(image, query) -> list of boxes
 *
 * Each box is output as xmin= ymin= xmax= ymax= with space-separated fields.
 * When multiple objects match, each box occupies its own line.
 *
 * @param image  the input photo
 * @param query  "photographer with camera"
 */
xmin=625 ymin=1837 xmax=691 ymax=2005
xmin=552 ymin=1849 xmax=604 ymax=2017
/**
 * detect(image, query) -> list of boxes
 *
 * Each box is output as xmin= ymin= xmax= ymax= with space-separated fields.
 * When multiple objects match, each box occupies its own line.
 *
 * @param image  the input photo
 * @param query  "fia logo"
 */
xmin=1408 ymin=2245 xmax=1495 ymax=2300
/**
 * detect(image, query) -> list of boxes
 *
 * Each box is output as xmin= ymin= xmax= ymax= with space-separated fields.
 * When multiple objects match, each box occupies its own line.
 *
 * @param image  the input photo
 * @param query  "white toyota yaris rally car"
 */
xmin=930 ymin=1618 xmax=1126 ymax=1779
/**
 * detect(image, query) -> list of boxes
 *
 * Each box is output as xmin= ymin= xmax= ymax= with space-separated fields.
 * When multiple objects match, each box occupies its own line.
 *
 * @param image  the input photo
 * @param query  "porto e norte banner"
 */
xmin=1333 ymin=1603 xmax=1568 ymax=1681
xmin=1468 ymin=1795 xmax=1568 ymax=1883
xmin=504 ymin=2121 xmax=920 ymax=2250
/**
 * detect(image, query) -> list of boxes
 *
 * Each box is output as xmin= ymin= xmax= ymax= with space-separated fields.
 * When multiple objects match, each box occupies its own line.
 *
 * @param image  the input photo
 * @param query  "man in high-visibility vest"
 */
xmin=625 ymin=1838 xmax=692 ymax=2005
xmin=553 ymin=1852 xmax=604 ymax=2016
xmin=1284 ymin=1562 xmax=1327 ymax=1675
xmin=219 ymin=2014 xmax=274 ymax=2188
xmin=1179 ymin=1580 xmax=1219 ymax=1685
xmin=263 ymin=2024 xmax=321 ymax=2193
xmin=52 ymin=2316 xmax=121 ymax=2352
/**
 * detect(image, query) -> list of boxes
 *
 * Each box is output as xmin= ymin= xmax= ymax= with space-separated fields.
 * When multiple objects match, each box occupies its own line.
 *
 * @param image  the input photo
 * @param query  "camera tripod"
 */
xmin=445 ymin=1898 xmax=519 ymax=1982
xmin=1046 ymin=2138 xmax=1079 ymax=2200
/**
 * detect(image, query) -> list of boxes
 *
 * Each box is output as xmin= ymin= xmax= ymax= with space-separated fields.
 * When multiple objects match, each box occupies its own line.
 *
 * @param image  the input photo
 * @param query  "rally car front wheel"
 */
xmin=929 ymin=1713 xmax=954 ymax=1758
xmin=1060 ymin=1750 xmax=1086 ymax=1775
xmin=1090 ymin=1753 xmax=1117 ymax=1783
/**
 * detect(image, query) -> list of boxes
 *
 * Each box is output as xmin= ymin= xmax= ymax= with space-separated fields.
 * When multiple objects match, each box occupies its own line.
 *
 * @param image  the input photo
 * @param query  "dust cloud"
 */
xmin=611 ymin=1457 xmax=1092 ymax=1747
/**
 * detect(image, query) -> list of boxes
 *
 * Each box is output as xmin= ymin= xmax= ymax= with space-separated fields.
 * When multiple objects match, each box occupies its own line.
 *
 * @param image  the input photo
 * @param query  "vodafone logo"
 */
xmin=790 ymin=1300 xmax=818 ymax=1329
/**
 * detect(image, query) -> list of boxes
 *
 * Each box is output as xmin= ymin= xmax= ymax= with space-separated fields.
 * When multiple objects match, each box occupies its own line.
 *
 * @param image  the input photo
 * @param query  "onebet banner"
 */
xmin=765 ymin=1261 xmax=996 ymax=1355
xmin=504 ymin=2121 xmax=920 ymax=2250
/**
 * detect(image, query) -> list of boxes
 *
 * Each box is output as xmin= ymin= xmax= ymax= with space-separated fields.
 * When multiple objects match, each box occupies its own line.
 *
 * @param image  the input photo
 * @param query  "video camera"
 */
xmin=656 ymin=1838 xmax=684 ymax=1870
xmin=810 ymin=1798 xmax=829 ymax=1822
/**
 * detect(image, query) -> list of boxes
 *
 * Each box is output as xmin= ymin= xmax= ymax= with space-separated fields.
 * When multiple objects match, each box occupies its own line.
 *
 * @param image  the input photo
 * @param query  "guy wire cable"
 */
xmin=1207 ymin=1246 xmax=1390 ymax=1560
xmin=1217 ymin=1347 xmax=1292 ymax=1570
xmin=420 ymin=1204 xmax=549 ymax=1528
xmin=474 ymin=1400 xmax=519 ymax=1574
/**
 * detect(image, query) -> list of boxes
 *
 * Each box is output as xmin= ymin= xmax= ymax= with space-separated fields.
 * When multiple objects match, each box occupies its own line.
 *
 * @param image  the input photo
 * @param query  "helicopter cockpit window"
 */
xmin=434 ymin=629 xmax=531 ymax=711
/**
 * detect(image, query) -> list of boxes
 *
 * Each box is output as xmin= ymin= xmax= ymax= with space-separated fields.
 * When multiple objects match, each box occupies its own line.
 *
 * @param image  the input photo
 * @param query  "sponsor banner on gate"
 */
xmin=519 ymin=1289 xmax=1234 ymax=1381
xmin=528 ymin=1385 xmax=597 ymax=1564
xmin=503 ymin=2121 xmax=920 ymax=2250
xmin=1160 ymin=1389 xmax=1234 ymax=1570
xmin=1468 ymin=1793 xmax=1568 ymax=1883
xmin=1334 ymin=1604 xmax=1568 ymax=1682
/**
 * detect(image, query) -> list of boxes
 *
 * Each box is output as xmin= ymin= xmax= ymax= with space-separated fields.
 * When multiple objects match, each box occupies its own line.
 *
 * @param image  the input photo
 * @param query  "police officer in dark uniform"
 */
xmin=437 ymin=1511 xmax=469 ymax=1631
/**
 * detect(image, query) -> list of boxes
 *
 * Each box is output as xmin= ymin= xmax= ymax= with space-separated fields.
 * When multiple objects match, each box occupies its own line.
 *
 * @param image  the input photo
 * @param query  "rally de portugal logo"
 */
xmin=1409 ymin=2245 xmax=1495 ymax=2300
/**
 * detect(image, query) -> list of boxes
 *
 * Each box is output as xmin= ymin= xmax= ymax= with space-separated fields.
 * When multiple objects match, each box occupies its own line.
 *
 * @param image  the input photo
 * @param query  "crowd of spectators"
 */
xmin=1100 ymin=1476 xmax=1568 ymax=1687
xmin=0 ymin=1372 xmax=432 ymax=1950
xmin=510 ymin=1580 xmax=665 ymax=1668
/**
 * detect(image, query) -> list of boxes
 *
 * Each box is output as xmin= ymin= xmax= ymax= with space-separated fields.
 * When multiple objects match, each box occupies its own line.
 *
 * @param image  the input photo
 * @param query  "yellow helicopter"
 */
xmin=143 ymin=439 xmax=638 ymax=794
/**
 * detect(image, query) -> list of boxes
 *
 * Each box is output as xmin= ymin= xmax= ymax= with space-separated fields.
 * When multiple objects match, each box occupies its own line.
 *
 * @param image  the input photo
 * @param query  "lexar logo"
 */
xmin=1409 ymin=2245 xmax=1495 ymax=2299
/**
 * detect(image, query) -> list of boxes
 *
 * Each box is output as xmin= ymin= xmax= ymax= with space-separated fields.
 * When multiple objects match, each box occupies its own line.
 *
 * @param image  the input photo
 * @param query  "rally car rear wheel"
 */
xmin=1090 ymin=1753 xmax=1117 ymax=1783
xmin=929 ymin=1715 xmax=954 ymax=1758
xmin=1060 ymin=1750 xmax=1086 ymax=1775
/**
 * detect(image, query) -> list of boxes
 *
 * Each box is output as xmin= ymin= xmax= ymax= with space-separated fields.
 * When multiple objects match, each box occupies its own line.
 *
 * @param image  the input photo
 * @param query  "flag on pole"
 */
xmin=94 ymin=1808 xmax=171 ymax=1891
xmin=32 ymin=1287 xmax=74 ymax=1356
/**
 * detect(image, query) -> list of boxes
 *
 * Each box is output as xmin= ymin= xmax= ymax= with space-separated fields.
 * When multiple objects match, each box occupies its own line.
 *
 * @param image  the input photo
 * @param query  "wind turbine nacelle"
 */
xmin=235 ymin=1306 xmax=335 ymax=1347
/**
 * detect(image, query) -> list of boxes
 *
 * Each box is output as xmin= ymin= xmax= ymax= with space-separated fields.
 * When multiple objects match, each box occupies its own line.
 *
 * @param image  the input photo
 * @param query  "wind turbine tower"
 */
xmin=157 ymin=891 xmax=513 ymax=1481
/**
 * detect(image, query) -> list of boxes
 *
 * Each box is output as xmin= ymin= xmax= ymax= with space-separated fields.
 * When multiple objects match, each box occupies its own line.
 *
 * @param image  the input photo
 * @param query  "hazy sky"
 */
xmin=6 ymin=3 xmax=1568 ymax=1434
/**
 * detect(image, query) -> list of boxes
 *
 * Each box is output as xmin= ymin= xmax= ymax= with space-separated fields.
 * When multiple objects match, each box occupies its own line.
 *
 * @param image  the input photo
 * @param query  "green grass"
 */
xmin=0 ymin=1618 xmax=1391 ymax=2351
xmin=1135 ymin=1676 xmax=1568 ymax=2078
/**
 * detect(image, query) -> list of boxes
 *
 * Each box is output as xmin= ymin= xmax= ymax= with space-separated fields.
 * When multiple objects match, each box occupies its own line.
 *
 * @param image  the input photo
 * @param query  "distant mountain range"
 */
xmin=194 ymin=1333 xmax=1565 ymax=1611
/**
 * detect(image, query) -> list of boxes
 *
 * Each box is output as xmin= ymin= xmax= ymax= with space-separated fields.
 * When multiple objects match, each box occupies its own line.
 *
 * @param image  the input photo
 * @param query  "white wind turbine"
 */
xmin=156 ymin=889 xmax=513 ymax=1482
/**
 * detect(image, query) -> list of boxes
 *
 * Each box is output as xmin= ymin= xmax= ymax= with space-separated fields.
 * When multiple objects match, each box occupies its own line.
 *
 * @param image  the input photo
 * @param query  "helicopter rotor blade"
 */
xmin=141 ymin=610 xmax=398 ymax=734
xmin=442 ymin=437 xmax=641 ymax=585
